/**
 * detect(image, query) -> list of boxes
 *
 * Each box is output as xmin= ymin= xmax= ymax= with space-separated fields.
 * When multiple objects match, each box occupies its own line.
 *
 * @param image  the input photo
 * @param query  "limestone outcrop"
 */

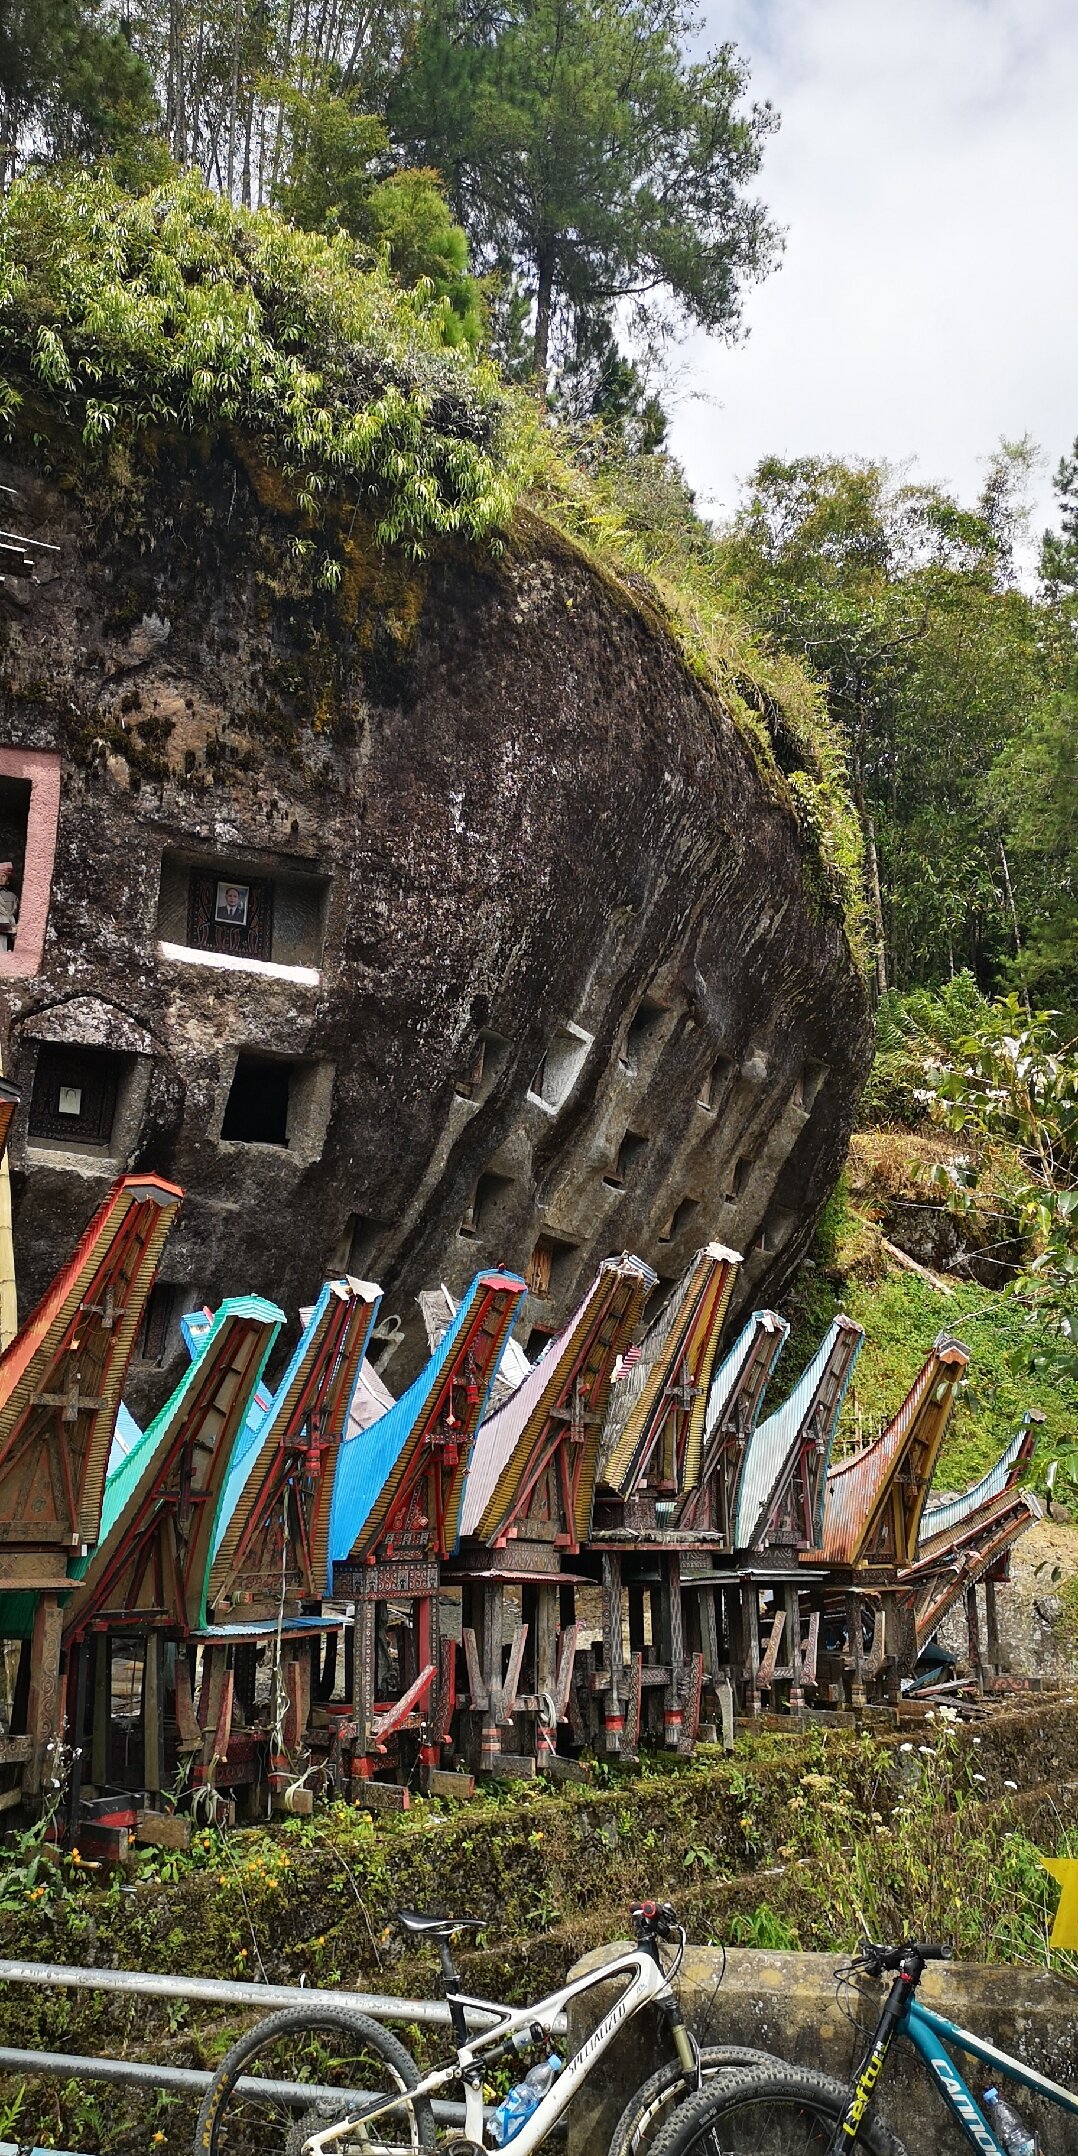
xmin=0 ymin=444 xmax=871 ymax=1413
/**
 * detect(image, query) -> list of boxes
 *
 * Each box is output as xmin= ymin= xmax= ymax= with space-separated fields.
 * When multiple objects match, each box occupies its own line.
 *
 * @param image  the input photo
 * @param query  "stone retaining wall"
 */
xmin=566 ymin=1944 xmax=1078 ymax=2155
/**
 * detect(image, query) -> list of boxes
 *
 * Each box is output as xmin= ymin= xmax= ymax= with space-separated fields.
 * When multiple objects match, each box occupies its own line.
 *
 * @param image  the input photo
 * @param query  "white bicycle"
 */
xmin=195 ymin=1900 xmax=776 ymax=2156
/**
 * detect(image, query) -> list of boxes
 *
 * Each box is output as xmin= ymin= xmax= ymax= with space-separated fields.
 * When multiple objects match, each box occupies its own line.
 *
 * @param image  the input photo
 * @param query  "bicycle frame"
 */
xmin=308 ymin=1945 xmax=683 ymax=2156
xmin=902 ymin=1997 xmax=1078 ymax=2156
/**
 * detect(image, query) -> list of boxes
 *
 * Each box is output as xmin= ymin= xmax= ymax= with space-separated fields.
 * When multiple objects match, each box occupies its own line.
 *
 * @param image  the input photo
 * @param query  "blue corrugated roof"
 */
xmin=328 ymin=1273 xmax=517 ymax=1578
xmin=69 ymin=1296 xmax=283 ymax=1584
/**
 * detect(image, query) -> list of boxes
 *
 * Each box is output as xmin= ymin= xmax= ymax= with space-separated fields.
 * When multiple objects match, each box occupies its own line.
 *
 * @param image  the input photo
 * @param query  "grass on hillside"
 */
xmin=778 ymin=1181 xmax=1078 ymax=1490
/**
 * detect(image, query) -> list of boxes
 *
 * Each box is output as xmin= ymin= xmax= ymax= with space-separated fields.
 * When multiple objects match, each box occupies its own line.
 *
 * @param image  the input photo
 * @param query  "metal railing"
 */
xmin=0 ymin=1954 xmax=567 ymax=2127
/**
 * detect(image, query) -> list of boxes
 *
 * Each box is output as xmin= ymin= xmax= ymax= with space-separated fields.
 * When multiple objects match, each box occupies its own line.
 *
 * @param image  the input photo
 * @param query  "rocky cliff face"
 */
xmin=0 ymin=443 xmax=872 ymax=1414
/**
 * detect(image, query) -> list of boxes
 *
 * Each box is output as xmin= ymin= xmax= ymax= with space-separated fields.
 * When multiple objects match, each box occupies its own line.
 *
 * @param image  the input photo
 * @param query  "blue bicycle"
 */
xmin=647 ymin=1938 xmax=1078 ymax=2154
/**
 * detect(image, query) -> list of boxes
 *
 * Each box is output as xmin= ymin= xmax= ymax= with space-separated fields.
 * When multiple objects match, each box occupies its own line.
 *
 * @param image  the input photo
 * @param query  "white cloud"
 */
xmin=668 ymin=0 xmax=1078 ymax=560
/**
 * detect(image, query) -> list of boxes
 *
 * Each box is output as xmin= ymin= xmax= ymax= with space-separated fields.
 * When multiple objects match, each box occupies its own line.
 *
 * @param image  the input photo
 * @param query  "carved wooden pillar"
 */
xmin=965 ymin=1583 xmax=984 ymax=1694
xmin=664 ymin=1555 xmax=684 ymax=1750
xmin=142 ymin=1631 xmax=163 ymax=1796
xmin=845 ymin=1590 xmax=866 ymax=1713
xmin=984 ymin=1577 xmax=1003 ymax=1675
xmin=783 ymin=1585 xmax=804 ymax=1713
xmin=601 ymin=1553 xmax=624 ymax=1753
xmin=351 ymin=1595 xmax=377 ymax=1777
xmin=26 ymin=1593 xmax=64 ymax=1804
xmin=480 ymin=1581 xmax=504 ymax=1772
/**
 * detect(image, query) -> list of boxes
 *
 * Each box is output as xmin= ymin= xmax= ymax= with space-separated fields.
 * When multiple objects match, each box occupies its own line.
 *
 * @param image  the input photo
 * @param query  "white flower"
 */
xmin=919 ymin=1745 xmax=934 ymax=1756
xmin=1003 ymin=1779 xmax=1018 ymax=1791
xmin=972 ymin=1737 xmax=982 ymax=1746
xmin=900 ymin=1742 xmax=914 ymax=1754
xmin=972 ymin=1774 xmax=986 ymax=1784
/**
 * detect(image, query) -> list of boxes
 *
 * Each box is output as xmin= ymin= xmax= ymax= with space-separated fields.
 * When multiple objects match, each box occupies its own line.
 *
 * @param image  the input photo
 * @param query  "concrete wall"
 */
xmin=566 ymin=1944 xmax=1078 ymax=2156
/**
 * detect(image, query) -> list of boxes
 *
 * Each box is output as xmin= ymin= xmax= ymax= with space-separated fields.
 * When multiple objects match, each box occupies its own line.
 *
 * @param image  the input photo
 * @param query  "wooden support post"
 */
xmin=743 ymin=1585 xmax=761 ymax=1717
xmin=65 ymin=1639 xmax=89 ymax=1840
xmin=784 ymin=1586 xmax=804 ymax=1712
xmin=664 ymin=1555 xmax=684 ymax=1750
xmin=26 ymin=1594 xmax=64 ymax=1803
xmin=701 ymin=1586 xmax=721 ymax=1685
xmin=142 ymin=1631 xmax=163 ymax=1796
xmin=535 ymin=1584 xmax=558 ymax=1766
xmin=352 ymin=1598 xmax=376 ymax=1755
xmin=318 ymin=1631 xmax=338 ymax=1704
xmin=984 ymin=1577 xmax=1004 ymax=1676
xmin=601 ymin=1553 xmax=624 ymax=1753
xmin=845 ymin=1591 xmax=866 ymax=1712
xmin=91 ymin=1633 xmax=110 ymax=1788
xmin=965 ymin=1583 xmax=984 ymax=1694
xmin=480 ymin=1582 xmax=504 ymax=1773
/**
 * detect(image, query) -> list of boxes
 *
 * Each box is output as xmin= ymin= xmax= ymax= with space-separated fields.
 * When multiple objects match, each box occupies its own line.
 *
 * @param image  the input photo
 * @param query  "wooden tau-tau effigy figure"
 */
xmin=900 ymin=1409 xmax=1043 ymax=1691
xmin=449 ymin=1254 xmax=654 ymax=1779
xmin=811 ymin=1332 xmax=970 ymax=1709
xmin=0 ymin=1174 xmax=181 ymax=1806
xmin=62 ymin=1294 xmax=282 ymax=1827
xmin=191 ymin=1276 xmax=381 ymax=1814
xmin=329 ymin=1269 xmax=525 ymax=1805
xmin=726 ymin=1313 xmax=864 ymax=1717
xmin=586 ymin=1245 xmax=741 ymax=1758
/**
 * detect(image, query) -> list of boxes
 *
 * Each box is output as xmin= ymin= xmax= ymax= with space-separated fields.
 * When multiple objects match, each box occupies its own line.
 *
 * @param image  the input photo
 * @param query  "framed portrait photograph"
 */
xmin=215 ymin=880 xmax=250 ymax=928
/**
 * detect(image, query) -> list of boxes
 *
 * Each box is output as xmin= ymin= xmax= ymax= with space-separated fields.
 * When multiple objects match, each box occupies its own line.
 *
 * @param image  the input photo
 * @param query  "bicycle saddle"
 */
xmin=397 ymin=1908 xmax=484 ymax=1939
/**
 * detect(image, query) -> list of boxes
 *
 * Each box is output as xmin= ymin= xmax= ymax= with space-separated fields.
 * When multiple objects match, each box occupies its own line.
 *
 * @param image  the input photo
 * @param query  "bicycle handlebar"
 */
xmin=855 ymin=1939 xmax=953 ymax=1974
xmin=631 ymin=1899 xmax=682 ymax=1944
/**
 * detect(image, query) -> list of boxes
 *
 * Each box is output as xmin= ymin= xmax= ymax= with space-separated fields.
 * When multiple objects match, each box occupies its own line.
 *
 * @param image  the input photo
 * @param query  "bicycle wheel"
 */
xmin=195 ymin=2004 xmax=437 ymax=2156
xmin=646 ymin=2066 xmax=909 ymax=2156
xmin=609 ymin=2046 xmax=782 ymax=2156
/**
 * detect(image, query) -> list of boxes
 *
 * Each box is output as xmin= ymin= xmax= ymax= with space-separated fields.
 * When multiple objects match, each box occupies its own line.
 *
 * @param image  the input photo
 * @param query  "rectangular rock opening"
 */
xmin=795 ymin=1061 xmax=829 ymax=1111
xmin=724 ymin=1156 xmax=750 ymax=1203
xmin=604 ymin=1129 xmax=648 ymax=1188
xmin=699 ymin=1054 xmax=734 ymax=1111
xmin=219 ymin=1053 xmax=333 ymax=1157
xmin=135 ymin=1281 xmax=179 ymax=1366
xmin=658 ymin=1194 xmax=699 ymax=1244
xmin=525 ymin=1323 xmax=557 ymax=1360
xmin=459 ymin=1169 xmax=514 ymax=1239
xmin=528 ymin=1021 xmax=593 ymax=1113
xmin=0 ymin=776 xmax=30 ymax=953
xmin=455 ymin=1028 xmax=509 ymax=1101
xmin=157 ymin=851 xmax=329 ymax=970
xmin=28 ymin=1043 xmax=130 ymax=1153
xmin=526 ymin=1230 xmax=578 ymax=1300
xmin=621 ymin=995 xmax=666 ymax=1069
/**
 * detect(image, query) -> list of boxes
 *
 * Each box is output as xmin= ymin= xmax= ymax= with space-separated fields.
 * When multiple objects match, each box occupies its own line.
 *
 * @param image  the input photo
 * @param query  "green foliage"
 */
xmin=861 ymin=972 xmax=995 ymax=1127
xmin=275 ymin=92 xmax=484 ymax=348
xmin=780 ymin=1174 xmax=1078 ymax=1489
xmin=929 ymin=996 xmax=1078 ymax=1386
xmin=988 ymin=691 xmax=1078 ymax=1013
xmin=390 ymin=0 xmax=781 ymax=385
xmin=719 ymin=453 xmax=1065 ymax=994
xmin=0 ymin=0 xmax=160 ymax=185
xmin=0 ymin=164 xmax=515 ymax=550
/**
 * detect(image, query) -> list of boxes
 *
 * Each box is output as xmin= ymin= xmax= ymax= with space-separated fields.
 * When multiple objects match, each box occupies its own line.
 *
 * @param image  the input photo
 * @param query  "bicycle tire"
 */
xmin=609 ymin=2045 xmax=783 ymax=2156
xmin=195 ymin=2003 xmax=437 ymax=2156
xmin=646 ymin=2064 xmax=909 ymax=2156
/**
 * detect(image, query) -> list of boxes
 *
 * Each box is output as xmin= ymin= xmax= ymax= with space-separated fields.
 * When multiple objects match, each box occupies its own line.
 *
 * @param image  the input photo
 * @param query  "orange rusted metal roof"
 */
xmin=817 ymin=1333 xmax=969 ymax=1568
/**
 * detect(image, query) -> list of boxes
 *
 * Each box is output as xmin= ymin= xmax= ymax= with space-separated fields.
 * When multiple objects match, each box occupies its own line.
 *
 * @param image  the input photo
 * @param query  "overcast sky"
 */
xmin=667 ymin=0 xmax=1078 ymax=562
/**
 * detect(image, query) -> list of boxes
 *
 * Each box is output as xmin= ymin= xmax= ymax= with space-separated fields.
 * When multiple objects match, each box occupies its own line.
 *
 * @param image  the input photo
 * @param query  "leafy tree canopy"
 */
xmin=389 ymin=0 xmax=781 ymax=389
xmin=719 ymin=452 xmax=1065 ymax=1000
xmin=274 ymin=93 xmax=483 ymax=347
